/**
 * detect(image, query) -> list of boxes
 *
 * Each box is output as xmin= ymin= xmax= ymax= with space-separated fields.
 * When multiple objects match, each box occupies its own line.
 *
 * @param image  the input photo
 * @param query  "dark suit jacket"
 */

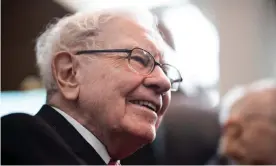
xmin=1 ymin=105 xmax=106 ymax=165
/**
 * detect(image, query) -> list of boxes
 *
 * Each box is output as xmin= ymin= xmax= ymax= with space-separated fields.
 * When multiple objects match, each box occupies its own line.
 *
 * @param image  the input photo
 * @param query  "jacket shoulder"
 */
xmin=2 ymin=112 xmax=36 ymax=124
xmin=1 ymin=113 xmax=83 ymax=165
xmin=1 ymin=113 xmax=46 ymax=136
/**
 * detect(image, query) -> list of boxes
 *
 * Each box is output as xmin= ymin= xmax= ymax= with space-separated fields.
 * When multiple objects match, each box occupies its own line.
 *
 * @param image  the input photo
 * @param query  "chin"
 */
xmin=123 ymin=121 xmax=157 ymax=144
xmin=121 ymin=108 xmax=158 ymax=143
xmin=110 ymin=122 xmax=156 ymax=159
xmin=138 ymin=125 xmax=156 ymax=143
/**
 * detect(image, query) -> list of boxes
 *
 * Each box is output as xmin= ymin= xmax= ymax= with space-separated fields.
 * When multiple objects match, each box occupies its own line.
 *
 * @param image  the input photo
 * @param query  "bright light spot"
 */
xmin=163 ymin=4 xmax=219 ymax=88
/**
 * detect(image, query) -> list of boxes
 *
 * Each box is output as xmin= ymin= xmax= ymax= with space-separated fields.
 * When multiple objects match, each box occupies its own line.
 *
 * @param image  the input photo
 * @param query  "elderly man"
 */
xmin=1 ymin=8 xmax=182 ymax=165
xmin=217 ymin=79 xmax=276 ymax=165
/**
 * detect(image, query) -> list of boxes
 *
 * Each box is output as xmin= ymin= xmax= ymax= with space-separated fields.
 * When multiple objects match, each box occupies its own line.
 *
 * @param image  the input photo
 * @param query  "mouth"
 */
xmin=129 ymin=100 xmax=158 ymax=113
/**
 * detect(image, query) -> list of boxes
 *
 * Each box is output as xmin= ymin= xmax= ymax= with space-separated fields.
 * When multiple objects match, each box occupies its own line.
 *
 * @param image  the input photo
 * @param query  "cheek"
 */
xmin=155 ymin=93 xmax=171 ymax=129
xmin=155 ymin=116 xmax=164 ymax=129
xmin=104 ymin=58 xmax=144 ymax=96
xmin=246 ymin=122 xmax=276 ymax=149
xmin=78 ymin=59 xmax=146 ymax=122
xmin=162 ymin=93 xmax=171 ymax=112
xmin=165 ymin=92 xmax=171 ymax=105
xmin=77 ymin=63 xmax=115 ymax=117
xmin=113 ymin=72 xmax=145 ymax=97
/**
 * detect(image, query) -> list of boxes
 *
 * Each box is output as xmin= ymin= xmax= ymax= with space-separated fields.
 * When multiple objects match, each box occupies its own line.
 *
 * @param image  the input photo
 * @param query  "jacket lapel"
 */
xmin=36 ymin=104 xmax=106 ymax=165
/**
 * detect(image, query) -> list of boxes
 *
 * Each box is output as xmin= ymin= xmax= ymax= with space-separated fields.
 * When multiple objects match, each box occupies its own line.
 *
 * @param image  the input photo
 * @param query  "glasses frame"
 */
xmin=75 ymin=47 xmax=183 ymax=91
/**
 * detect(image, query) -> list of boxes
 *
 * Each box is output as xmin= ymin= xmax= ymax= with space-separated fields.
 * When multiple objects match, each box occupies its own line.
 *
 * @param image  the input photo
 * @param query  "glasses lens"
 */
xmin=129 ymin=48 xmax=154 ymax=75
xmin=171 ymin=82 xmax=180 ymax=91
xmin=162 ymin=64 xmax=182 ymax=91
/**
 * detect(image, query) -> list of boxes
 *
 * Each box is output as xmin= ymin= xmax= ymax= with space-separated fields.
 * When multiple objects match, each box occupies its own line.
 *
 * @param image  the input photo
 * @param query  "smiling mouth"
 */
xmin=129 ymin=100 xmax=157 ymax=112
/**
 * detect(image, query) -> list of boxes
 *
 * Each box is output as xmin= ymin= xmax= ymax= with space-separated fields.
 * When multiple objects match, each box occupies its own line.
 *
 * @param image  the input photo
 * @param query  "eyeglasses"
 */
xmin=76 ymin=47 xmax=183 ymax=91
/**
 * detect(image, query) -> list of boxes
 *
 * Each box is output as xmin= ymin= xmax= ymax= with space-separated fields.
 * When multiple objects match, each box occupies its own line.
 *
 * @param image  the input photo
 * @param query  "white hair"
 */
xmin=219 ymin=78 xmax=276 ymax=125
xmin=35 ymin=8 xmax=161 ymax=92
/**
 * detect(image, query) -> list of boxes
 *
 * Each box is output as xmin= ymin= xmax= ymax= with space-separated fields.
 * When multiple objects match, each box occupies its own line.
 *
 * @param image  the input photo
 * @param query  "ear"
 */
xmin=224 ymin=116 xmax=243 ymax=139
xmin=223 ymin=116 xmax=248 ymax=164
xmin=52 ymin=52 xmax=80 ymax=101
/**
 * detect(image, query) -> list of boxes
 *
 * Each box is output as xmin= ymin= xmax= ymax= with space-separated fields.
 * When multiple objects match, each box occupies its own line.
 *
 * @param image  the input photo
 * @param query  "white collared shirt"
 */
xmin=52 ymin=106 xmax=113 ymax=164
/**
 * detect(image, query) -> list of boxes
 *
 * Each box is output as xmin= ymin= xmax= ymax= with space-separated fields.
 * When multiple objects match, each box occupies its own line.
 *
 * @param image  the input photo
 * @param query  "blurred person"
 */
xmin=1 ymin=8 xmax=183 ymax=165
xmin=20 ymin=75 xmax=43 ymax=90
xmin=217 ymin=78 xmax=276 ymax=165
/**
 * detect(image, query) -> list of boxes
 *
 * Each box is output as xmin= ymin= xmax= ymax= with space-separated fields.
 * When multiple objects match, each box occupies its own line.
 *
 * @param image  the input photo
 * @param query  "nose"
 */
xmin=143 ymin=66 xmax=171 ymax=94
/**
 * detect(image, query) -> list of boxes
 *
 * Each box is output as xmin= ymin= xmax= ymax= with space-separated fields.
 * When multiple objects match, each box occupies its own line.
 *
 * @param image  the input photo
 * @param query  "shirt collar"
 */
xmin=52 ymin=106 xmax=113 ymax=164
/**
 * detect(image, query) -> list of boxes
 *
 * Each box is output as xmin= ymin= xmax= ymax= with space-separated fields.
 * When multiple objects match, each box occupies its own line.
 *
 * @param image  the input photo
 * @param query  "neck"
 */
xmin=48 ymin=92 xmax=94 ymax=130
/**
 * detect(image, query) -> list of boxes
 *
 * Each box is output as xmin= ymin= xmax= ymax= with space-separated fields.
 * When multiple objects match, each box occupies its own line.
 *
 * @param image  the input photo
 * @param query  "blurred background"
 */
xmin=1 ymin=0 xmax=276 ymax=116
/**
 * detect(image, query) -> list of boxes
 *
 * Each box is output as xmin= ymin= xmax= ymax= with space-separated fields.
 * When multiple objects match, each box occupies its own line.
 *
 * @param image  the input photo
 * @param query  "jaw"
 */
xmin=106 ymin=125 xmax=155 ymax=159
xmin=120 ymin=109 xmax=157 ymax=142
xmin=102 ymin=99 xmax=160 ymax=159
xmin=105 ymin=106 xmax=157 ymax=159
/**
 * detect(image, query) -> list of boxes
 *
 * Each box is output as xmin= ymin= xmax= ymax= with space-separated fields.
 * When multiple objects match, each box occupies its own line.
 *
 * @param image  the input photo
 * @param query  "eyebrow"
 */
xmin=120 ymin=42 xmax=165 ymax=63
xmin=143 ymin=47 xmax=165 ymax=64
xmin=152 ymin=49 xmax=165 ymax=64
xmin=142 ymin=44 xmax=165 ymax=58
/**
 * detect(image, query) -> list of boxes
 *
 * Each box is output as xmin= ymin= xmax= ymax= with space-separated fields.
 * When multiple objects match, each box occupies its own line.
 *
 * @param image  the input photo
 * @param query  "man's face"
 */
xmin=220 ymin=90 xmax=276 ymax=164
xmin=76 ymin=18 xmax=171 ymax=145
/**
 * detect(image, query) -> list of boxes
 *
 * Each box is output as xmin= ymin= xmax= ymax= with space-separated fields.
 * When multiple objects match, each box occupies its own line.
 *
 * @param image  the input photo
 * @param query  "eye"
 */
xmin=131 ymin=55 xmax=150 ymax=67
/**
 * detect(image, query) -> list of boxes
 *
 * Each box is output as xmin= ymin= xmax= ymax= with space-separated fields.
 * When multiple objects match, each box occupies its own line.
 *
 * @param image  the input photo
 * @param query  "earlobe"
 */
xmin=52 ymin=52 xmax=80 ymax=100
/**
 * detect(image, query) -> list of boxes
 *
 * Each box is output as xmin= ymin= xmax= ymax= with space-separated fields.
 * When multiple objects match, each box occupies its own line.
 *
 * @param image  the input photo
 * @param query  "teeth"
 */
xmin=131 ymin=100 xmax=157 ymax=112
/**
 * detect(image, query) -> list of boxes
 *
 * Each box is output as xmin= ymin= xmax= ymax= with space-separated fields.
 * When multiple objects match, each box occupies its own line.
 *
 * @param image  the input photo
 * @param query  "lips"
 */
xmin=129 ymin=100 xmax=158 ymax=113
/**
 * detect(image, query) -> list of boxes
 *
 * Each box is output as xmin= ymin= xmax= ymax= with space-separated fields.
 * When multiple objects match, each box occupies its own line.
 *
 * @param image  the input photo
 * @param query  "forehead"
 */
xmin=232 ymin=89 xmax=276 ymax=118
xmin=103 ymin=17 xmax=166 ymax=62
